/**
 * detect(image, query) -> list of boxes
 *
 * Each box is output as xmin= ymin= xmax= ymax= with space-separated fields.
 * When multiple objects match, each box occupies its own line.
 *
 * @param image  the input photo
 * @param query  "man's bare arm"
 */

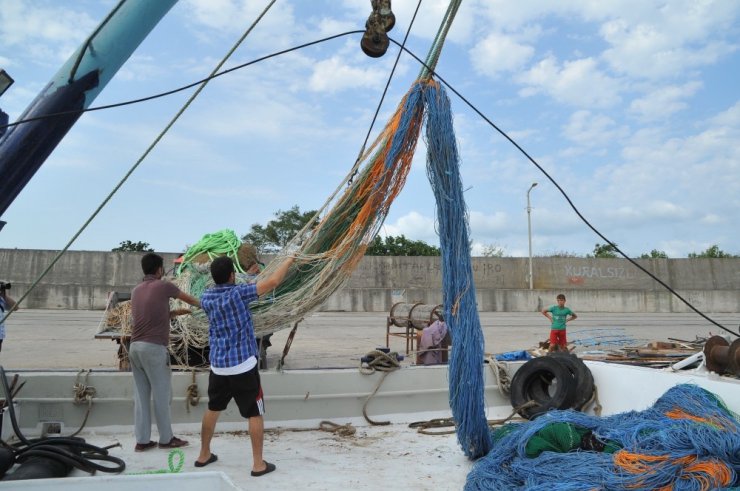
xmin=176 ymin=291 xmax=201 ymax=309
xmin=256 ymin=257 xmax=295 ymax=296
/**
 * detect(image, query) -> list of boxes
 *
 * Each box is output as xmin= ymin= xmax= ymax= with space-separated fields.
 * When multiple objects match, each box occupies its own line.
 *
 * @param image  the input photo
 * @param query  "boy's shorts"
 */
xmin=549 ymin=329 xmax=567 ymax=348
xmin=207 ymin=366 xmax=264 ymax=418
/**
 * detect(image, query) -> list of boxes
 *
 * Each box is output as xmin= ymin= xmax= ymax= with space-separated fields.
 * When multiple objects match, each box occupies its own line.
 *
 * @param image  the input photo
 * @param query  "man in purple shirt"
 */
xmin=195 ymin=255 xmax=294 ymax=477
xmin=130 ymin=253 xmax=200 ymax=452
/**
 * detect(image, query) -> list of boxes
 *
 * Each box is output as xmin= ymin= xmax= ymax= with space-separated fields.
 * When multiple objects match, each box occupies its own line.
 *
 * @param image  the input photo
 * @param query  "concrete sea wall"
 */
xmin=1 ymin=249 xmax=738 ymax=312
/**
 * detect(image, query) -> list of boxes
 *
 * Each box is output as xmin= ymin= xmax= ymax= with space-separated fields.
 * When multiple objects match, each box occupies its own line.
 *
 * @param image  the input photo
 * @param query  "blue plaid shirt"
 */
xmin=201 ymin=283 xmax=259 ymax=369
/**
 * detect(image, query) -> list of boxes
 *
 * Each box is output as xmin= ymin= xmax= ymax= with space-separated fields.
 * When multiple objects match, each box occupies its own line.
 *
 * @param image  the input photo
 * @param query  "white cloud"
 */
xmin=598 ymin=1 xmax=740 ymax=79
xmin=0 ymin=2 xmax=97 ymax=64
xmin=469 ymin=210 xmax=508 ymax=234
xmin=700 ymin=213 xmax=722 ymax=225
xmin=470 ymin=33 xmax=535 ymax=77
xmin=379 ymin=211 xmax=438 ymax=243
xmin=517 ymin=55 xmax=622 ymax=108
xmin=562 ymin=110 xmax=628 ymax=147
xmin=181 ymin=0 xmax=297 ymax=49
xmin=629 ymin=81 xmax=702 ymax=121
xmin=308 ymin=56 xmax=386 ymax=92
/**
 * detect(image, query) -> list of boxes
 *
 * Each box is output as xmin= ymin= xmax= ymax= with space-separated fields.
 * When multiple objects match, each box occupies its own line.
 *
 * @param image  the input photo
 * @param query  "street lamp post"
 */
xmin=527 ymin=182 xmax=538 ymax=290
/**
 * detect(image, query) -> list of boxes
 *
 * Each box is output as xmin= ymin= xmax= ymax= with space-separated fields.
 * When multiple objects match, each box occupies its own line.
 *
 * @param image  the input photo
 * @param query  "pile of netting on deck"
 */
xmin=465 ymin=384 xmax=740 ymax=490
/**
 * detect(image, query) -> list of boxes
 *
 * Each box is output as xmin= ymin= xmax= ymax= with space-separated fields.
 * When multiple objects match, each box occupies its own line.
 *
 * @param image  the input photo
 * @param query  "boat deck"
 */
xmin=4 ymin=421 xmax=470 ymax=490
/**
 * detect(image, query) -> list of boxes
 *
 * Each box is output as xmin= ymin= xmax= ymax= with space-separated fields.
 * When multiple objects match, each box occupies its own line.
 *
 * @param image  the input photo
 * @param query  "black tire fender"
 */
xmin=548 ymin=352 xmax=595 ymax=410
xmin=509 ymin=356 xmax=577 ymax=420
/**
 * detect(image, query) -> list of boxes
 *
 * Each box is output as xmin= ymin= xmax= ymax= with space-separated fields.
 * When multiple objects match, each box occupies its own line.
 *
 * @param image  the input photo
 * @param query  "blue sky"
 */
xmin=1 ymin=0 xmax=738 ymax=257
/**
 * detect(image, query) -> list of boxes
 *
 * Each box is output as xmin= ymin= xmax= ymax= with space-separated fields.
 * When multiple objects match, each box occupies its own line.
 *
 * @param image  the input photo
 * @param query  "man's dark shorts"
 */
xmin=208 ymin=366 xmax=264 ymax=418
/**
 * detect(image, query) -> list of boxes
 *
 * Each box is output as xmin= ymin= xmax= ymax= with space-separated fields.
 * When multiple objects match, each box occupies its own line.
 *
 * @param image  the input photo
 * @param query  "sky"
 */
xmin=0 ymin=0 xmax=738 ymax=258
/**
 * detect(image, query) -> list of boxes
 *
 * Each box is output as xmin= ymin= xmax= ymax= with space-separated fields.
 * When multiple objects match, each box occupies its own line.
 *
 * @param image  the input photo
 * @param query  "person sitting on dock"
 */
xmin=195 ymin=254 xmax=294 ymax=477
xmin=130 ymin=253 xmax=201 ymax=452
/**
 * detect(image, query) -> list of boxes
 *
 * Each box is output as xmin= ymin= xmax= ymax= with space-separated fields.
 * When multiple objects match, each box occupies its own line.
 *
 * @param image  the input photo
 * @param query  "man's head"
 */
xmin=211 ymin=256 xmax=235 ymax=285
xmin=557 ymin=293 xmax=566 ymax=307
xmin=141 ymin=253 xmax=164 ymax=277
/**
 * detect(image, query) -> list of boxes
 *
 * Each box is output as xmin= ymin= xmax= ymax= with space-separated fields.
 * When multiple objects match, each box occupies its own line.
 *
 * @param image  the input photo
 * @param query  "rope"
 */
xmin=185 ymin=370 xmax=200 ymax=413
xmin=487 ymin=357 xmax=511 ymax=397
xmin=318 ymin=421 xmax=357 ymax=437
xmin=178 ymin=230 xmax=246 ymax=274
xmin=277 ymin=319 xmax=302 ymax=371
xmin=359 ymin=350 xmax=402 ymax=426
xmin=69 ymin=369 xmax=97 ymax=438
xmin=127 ymin=449 xmax=185 ymax=475
xmin=418 ymin=0 xmax=463 ymax=80
xmin=0 ymin=0 xmax=278 ymax=324
xmin=424 ymin=80 xmax=491 ymax=459
xmin=409 ymin=417 xmax=457 ymax=435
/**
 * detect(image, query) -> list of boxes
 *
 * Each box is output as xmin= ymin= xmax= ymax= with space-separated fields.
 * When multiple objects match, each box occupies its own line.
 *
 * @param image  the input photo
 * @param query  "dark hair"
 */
xmin=211 ymin=256 xmax=235 ymax=285
xmin=557 ymin=293 xmax=566 ymax=300
xmin=141 ymin=253 xmax=164 ymax=275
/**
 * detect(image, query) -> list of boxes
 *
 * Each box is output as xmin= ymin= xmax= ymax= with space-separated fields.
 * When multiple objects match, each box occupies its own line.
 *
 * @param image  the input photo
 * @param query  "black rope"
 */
xmin=0 ymin=366 xmax=126 ymax=476
xmin=387 ymin=38 xmax=738 ymax=338
xmin=0 ymin=30 xmax=364 ymax=131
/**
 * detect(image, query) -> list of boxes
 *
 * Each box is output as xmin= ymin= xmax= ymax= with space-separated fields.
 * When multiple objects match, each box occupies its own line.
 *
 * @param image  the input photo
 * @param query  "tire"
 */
xmin=548 ymin=352 xmax=594 ymax=410
xmin=509 ymin=357 xmax=577 ymax=420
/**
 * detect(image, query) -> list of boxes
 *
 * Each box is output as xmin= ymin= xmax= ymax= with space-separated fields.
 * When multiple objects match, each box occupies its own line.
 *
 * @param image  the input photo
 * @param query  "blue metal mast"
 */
xmin=0 ymin=0 xmax=178 ymax=230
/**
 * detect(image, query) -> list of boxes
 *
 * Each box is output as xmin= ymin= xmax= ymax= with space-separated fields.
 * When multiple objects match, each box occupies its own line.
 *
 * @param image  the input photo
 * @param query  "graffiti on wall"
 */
xmin=565 ymin=264 xmax=638 ymax=285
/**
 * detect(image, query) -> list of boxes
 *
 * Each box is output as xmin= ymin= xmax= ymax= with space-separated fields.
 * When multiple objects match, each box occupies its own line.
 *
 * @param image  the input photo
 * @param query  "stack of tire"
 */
xmin=509 ymin=353 xmax=594 ymax=420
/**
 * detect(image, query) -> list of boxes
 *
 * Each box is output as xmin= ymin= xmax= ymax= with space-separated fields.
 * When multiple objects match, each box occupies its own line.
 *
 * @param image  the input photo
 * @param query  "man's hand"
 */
xmin=169 ymin=308 xmax=193 ymax=318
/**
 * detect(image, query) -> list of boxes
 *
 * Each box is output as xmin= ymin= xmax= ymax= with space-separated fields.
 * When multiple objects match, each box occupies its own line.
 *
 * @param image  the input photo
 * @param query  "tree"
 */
xmin=365 ymin=235 xmax=440 ymax=256
xmin=537 ymin=250 xmax=583 ymax=258
xmin=688 ymin=244 xmax=737 ymax=258
xmin=242 ymin=205 xmax=318 ymax=253
xmin=112 ymin=240 xmax=154 ymax=252
xmin=640 ymin=249 xmax=668 ymax=259
xmin=481 ymin=243 xmax=506 ymax=257
xmin=589 ymin=242 xmax=619 ymax=258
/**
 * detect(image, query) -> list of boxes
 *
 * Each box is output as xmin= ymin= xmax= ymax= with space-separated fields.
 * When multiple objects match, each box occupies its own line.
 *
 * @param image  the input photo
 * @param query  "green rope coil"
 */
xmin=127 ymin=449 xmax=185 ymax=475
xmin=179 ymin=229 xmax=246 ymax=274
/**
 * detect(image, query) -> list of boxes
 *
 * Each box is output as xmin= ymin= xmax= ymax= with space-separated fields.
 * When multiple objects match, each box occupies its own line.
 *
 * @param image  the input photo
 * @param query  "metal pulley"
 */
xmin=361 ymin=0 xmax=395 ymax=58
xmin=369 ymin=0 xmax=395 ymax=32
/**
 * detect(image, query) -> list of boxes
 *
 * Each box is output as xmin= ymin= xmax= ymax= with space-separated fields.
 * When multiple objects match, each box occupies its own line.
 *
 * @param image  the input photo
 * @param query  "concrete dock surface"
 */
xmin=0 ymin=309 xmax=737 ymax=370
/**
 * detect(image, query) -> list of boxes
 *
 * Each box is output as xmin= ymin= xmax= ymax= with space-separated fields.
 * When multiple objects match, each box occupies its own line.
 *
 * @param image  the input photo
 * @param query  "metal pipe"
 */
xmin=670 ymin=351 xmax=704 ymax=371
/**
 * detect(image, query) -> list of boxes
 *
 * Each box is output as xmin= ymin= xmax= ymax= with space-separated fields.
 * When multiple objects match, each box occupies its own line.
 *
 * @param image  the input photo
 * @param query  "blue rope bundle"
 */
xmin=465 ymin=384 xmax=740 ymax=490
xmin=423 ymin=81 xmax=491 ymax=459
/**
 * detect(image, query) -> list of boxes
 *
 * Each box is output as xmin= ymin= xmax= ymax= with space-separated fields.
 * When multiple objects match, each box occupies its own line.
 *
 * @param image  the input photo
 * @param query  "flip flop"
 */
xmin=251 ymin=461 xmax=276 ymax=477
xmin=194 ymin=453 xmax=218 ymax=468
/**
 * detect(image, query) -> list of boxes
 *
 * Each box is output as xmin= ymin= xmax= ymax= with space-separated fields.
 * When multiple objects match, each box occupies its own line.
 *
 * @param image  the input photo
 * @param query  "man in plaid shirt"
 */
xmin=195 ymin=255 xmax=294 ymax=477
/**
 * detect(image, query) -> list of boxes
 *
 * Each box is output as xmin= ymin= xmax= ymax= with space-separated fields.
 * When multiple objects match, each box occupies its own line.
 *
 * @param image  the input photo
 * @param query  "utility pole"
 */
xmin=527 ymin=182 xmax=538 ymax=289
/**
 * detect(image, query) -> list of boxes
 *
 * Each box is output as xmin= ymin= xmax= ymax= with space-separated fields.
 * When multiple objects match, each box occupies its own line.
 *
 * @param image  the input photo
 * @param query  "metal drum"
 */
xmin=409 ymin=303 xmax=442 ymax=330
xmin=388 ymin=302 xmax=418 ymax=328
